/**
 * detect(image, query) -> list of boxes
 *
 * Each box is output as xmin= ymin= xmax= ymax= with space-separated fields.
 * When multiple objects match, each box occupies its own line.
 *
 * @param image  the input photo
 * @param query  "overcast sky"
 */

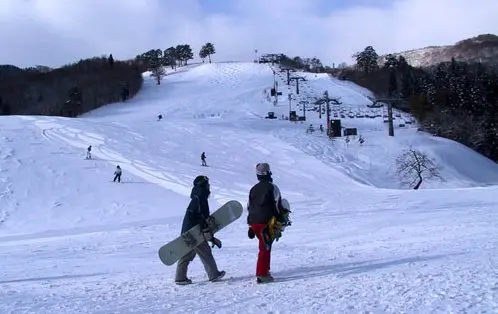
xmin=1 ymin=0 xmax=497 ymax=68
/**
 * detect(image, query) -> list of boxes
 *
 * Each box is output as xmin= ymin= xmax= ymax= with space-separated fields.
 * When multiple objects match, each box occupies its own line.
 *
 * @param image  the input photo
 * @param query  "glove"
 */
xmin=248 ymin=227 xmax=255 ymax=239
xmin=201 ymin=227 xmax=213 ymax=242
xmin=210 ymin=237 xmax=222 ymax=248
xmin=200 ymin=216 xmax=209 ymax=230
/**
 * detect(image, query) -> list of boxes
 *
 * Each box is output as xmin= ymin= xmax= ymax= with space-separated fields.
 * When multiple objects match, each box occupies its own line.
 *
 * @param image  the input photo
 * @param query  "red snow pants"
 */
xmin=250 ymin=223 xmax=271 ymax=277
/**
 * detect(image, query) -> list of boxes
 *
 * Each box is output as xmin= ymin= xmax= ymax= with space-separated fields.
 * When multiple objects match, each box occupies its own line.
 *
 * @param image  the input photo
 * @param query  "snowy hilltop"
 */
xmin=378 ymin=34 xmax=498 ymax=68
xmin=0 ymin=62 xmax=497 ymax=313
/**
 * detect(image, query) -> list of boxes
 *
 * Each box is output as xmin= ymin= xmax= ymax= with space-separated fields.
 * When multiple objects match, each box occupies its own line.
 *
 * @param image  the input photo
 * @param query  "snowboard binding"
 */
xmin=267 ymin=209 xmax=292 ymax=243
xmin=201 ymin=217 xmax=222 ymax=249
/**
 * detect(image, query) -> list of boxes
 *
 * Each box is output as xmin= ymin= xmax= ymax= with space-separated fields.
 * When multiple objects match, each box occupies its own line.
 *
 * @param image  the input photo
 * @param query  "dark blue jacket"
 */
xmin=181 ymin=185 xmax=210 ymax=234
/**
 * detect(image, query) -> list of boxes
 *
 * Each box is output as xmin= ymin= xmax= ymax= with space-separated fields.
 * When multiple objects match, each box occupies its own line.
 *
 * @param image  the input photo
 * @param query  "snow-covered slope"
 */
xmin=0 ymin=62 xmax=497 ymax=313
xmin=265 ymin=65 xmax=498 ymax=189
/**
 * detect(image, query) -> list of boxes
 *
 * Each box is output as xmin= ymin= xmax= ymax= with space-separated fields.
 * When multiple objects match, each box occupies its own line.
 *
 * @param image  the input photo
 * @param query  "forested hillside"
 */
xmin=0 ymin=42 xmax=217 ymax=117
xmin=337 ymin=45 xmax=498 ymax=162
xmin=0 ymin=55 xmax=142 ymax=116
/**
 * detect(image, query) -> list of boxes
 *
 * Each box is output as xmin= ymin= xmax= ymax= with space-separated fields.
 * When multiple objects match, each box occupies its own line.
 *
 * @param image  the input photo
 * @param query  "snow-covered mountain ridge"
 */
xmin=379 ymin=34 xmax=498 ymax=67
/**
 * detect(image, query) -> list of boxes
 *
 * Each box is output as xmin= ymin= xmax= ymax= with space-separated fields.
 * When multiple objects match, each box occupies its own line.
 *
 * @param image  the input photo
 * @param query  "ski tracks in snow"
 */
xmin=0 ymin=136 xmax=21 ymax=227
xmin=23 ymin=116 xmax=193 ymax=198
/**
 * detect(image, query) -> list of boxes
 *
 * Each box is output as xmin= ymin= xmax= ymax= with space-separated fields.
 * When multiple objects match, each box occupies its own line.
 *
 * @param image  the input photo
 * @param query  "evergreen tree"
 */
xmin=384 ymin=54 xmax=399 ymax=69
xmin=355 ymin=46 xmax=379 ymax=74
xmin=175 ymin=44 xmax=193 ymax=66
xmin=397 ymin=56 xmax=409 ymax=69
xmin=447 ymin=58 xmax=467 ymax=111
xmin=200 ymin=42 xmax=216 ymax=63
xmin=0 ymin=97 xmax=11 ymax=115
xmin=163 ymin=47 xmax=178 ymax=70
xmin=199 ymin=48 xmax=207 ymax=63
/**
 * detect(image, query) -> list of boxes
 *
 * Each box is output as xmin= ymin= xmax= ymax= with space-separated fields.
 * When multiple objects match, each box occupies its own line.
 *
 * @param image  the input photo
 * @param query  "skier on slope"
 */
xmin=201 ymin=152 xmax=207 ymax=166
xmin=175 ymin=175 xmax=225 ymax=285
xmin=113 ymin=165 xmax=122 ymax=183
xmin=246 ymin=162 xmax=288 ymax=284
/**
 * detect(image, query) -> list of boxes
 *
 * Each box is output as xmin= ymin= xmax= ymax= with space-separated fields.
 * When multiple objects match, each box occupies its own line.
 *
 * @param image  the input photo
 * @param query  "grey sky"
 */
xmin=1 ymin=0 xmax=497 ymax=68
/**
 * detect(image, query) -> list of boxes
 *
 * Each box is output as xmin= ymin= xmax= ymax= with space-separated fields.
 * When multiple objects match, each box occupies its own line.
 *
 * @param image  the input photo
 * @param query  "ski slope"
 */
xmin=0 ymin=62 xmax=497 ymax=313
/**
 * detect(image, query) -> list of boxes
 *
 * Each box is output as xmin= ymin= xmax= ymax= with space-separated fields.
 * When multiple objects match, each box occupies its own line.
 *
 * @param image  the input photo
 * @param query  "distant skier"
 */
xmin=175 ymin=175 xmax=225 ymax=285
xmin=86 ymin=145 xmax=92 ymax=160
xmin=201 ymin=152 xmax=207 ymax=166
xmin=246 ymin=162 xmax=287 ymax=284
xmin=113 ymin=165 xmax=122 ymax=183
xmin=157 ymin=114 xmax=163 ymax=121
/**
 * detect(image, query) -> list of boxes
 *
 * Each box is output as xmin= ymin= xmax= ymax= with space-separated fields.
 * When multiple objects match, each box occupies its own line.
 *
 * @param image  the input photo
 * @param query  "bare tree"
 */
xmin=396 ymin=148 xmax=442 ymax=189
xmin=150 ymin=66 xmax=166 ymax=85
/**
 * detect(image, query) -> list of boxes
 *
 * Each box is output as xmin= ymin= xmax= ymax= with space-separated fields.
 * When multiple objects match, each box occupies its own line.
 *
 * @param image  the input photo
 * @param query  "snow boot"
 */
xmin=209 ymin=270 xmax=226 ymax=282
xmin=175 ymin=278 xmax=192 ymax=285
xmin=256 ymin=274 xmax=274 ymax=284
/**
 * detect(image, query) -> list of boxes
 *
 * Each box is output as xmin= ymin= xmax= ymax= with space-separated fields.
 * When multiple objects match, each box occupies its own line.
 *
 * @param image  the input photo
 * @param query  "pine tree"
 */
xmin=447 ymin=58 xmax=467 ymax=112
xmin=355 ymin=46 xmax=379 ymax=74
xmin=200 ymin=42 xmax=216 ymax=63
xmin=163 ymin=47 xmax=178 ymax=70
xmin=397 ymin=56 xmax=409 ymax=69
xmin=175 ymin=44 xmax=193 ymax=66
xmin=483 ymin=102 xmax=498 ymax=159
xmin=409 ymin=93 xmax=430 ymax=121
xmin=384 ymin=54 xmax=399 ymax=69
xmin=199 ymin=48 xmax=207 ymax=63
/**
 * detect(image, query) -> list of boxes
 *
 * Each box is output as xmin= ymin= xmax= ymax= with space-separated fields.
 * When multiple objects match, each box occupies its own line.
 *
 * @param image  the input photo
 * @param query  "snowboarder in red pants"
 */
xmin=246 ymin=162 xmax=285 ymax=283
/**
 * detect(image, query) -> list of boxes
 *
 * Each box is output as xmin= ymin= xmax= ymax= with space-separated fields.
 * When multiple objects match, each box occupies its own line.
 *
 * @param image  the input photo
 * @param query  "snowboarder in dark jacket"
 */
xmin=247 ymin=162 xmax=285 ymax=284
xmin=201 ymin=152 xmax=207 ymax=166
xmin=175 ymin=175 xmax=225 ymax=285
xmin=86 ymin=145 xmax=92 ymax=160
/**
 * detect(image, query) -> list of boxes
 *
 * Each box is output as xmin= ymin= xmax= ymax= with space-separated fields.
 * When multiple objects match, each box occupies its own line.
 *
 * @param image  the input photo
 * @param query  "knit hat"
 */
xmin=193 ymin=175 xmax=209 ymax=187
xmin=255 ymin=163 xmax=271 ymax=176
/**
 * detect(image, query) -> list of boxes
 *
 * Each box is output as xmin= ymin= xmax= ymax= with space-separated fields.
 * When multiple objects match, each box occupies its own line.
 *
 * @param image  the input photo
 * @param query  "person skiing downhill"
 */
xmin=247 ymin=162 xmax=286 ymax=283
xmin=201 ymin=152 xmax=207 ymax=166
xmin=113 ymin=165 xmax=122 ymax=183
xmin=175 ymin=175 xmax=225 ymax=285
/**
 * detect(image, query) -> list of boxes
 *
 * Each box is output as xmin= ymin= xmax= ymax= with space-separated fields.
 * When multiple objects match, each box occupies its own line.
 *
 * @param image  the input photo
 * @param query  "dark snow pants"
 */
xmin=113 ymin=173 xmax=121 ymax=182
xmin=175 ymin=241 xmax=220 ymax=281
xmin=250 ymin=223 xmax=272 ymax=277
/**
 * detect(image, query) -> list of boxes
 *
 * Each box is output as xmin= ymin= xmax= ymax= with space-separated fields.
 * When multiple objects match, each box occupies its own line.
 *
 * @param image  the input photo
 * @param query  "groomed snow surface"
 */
xmin=0 ymin=62 xmax=497 ymax=313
